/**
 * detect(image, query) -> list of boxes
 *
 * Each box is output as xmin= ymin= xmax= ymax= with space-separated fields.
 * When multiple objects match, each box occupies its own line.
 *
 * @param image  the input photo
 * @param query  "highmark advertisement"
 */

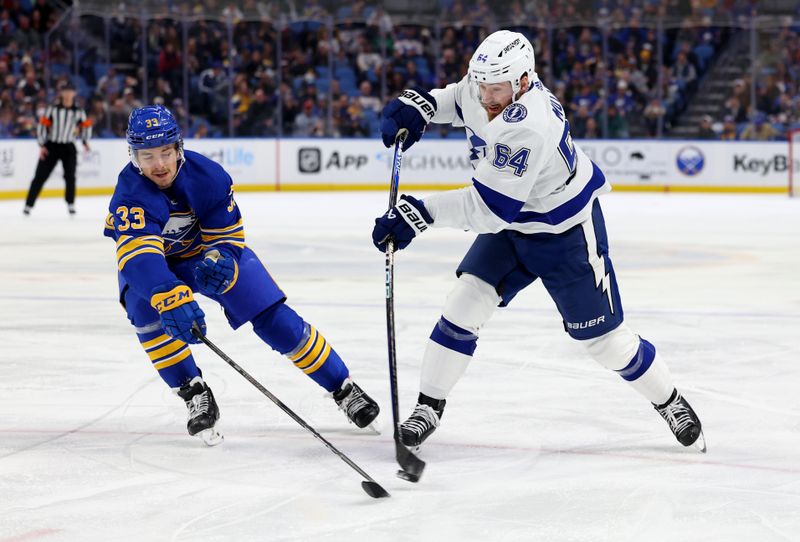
xmin=0 ymin=138 xmax=793 ymax=197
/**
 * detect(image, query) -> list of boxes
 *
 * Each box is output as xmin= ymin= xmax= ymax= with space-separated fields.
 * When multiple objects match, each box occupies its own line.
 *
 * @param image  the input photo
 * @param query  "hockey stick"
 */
xmin=384 ymin=129 xmax=426 ymax=483
xmin=191 ymin=325 xmax=390 ymax=499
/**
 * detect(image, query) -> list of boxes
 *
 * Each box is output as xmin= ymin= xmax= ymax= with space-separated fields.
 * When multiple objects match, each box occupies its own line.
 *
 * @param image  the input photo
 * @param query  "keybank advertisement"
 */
xmin=0 ymin=138 xmax=794 ymax=194
xmin=578 ymin=140 xmax=796 ymax=187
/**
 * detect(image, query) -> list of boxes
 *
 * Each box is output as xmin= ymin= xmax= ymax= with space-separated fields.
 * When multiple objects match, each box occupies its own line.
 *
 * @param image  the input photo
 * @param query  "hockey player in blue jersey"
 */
xmin=373 ymin=31 xmax=705 ymax=453
xmin=105 ymin=105 xmax=379 ymax=445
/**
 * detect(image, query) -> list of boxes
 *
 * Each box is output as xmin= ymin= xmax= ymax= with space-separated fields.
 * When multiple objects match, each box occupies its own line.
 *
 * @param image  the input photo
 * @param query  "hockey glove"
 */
xmin=194 ymin=249 xmax=238 ymax=295
xmin=381 ymin=87 xmax=437 ymax=151
xmin=372 ymin=195 xmax=433 ymax=252
xmin=150 ymin=281 xmax=206 ymax=344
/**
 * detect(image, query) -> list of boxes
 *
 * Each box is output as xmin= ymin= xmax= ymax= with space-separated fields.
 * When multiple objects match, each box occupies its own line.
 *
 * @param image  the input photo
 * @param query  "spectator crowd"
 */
xmin=1 ymin=0 xmax=799 ymax=140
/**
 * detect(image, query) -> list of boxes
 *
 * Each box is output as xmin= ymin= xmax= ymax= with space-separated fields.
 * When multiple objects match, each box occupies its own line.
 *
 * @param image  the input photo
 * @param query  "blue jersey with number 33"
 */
xmin=103 ymin=149 xmax=245 ymax=300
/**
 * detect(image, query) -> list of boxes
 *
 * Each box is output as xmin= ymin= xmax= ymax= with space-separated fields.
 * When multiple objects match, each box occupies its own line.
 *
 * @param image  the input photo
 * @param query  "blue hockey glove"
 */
xmin=372 ymin=195 xmax=433 ymax=252
xmin=381 ymin=87 xmax=437 ymax=151
xmin=194 ymin=249 xmax=238 ymax=295
xmin=150 ymin=281 xmax=206 ymax=344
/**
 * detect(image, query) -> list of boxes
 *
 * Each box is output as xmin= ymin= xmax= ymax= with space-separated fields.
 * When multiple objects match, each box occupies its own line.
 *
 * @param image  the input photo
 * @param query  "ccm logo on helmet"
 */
xmin=145 ymin=133 xmax=165 ymax=140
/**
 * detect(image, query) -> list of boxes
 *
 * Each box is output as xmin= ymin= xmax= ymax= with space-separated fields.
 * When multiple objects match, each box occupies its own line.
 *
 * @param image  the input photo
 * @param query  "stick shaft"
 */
xmin=194 ymin=329 xmax=382 ymax=485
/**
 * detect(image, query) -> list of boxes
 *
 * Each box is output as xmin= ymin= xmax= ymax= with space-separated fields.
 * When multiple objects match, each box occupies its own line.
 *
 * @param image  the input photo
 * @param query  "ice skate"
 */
xmin=654 ymin=388 xmax=705 ymax=453
xmin=400 ymin=394 xmax=446 ymax=448
xmin=68 ymin=203 xmax=76 ymax=216
xmin=333 ymin=377 xmax=380 ymax=430
xmin=177 ymin=377 xmax=223 ymax=446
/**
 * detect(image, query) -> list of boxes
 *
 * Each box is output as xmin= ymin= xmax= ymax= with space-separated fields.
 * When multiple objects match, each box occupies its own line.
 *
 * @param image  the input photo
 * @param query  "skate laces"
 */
xmin=657 ymin=395 xmax=694 ymax=435
xmin=337 ymin=384 xmax=369 ymax=419
xmin=186 ymin=389 xmax=210 ymax=420
xmin=402 ymin=404 xmax=440 ymax=437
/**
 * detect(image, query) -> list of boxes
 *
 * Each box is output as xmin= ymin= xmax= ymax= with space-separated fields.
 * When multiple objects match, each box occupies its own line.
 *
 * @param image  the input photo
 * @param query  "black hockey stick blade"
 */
xmin=191 ymin=325 xmax=391 ymax=499
xmin=361 ymin=481 xmax=391 ymax=499
xmin=395 ymin=443 xmax=425 ymax=483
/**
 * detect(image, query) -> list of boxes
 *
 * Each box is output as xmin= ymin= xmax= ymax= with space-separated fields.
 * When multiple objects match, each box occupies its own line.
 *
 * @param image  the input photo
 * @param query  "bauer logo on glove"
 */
xmin=381 ymin=87 xmax=438 ymax=151
xmin=399 ymin=89 xmax=436 ymax=121
xmin=372 ymin=194 xmax=433 ymax=252
xmin=397 ymin=201 xmax=429 ymax=233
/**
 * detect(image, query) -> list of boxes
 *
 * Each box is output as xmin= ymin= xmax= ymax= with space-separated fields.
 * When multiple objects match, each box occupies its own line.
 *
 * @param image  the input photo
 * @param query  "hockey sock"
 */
xmin=252 ymin=303 xmax=349 ymax=393
xmin=616 ymin=339 xmax=674 ymax=406
xmin=418 ymin=274 xmax=499 ymax=399
xmin=585 ymin=325 xmax=674 ymax=405
xmin=420 ymin=317 xmax=477 ymax=399
xmin=137 ymin=326 xmax=200 ymax=388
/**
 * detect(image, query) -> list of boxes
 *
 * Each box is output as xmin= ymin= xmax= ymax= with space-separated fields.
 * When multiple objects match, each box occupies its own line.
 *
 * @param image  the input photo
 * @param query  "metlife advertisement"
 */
xmin=0 ymin=138 xmax=794 ymax=196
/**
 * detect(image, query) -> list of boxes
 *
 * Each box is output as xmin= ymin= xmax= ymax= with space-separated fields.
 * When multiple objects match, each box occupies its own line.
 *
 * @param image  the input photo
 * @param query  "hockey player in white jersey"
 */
xmin=373 ymin=30 xmax=705 ymax=454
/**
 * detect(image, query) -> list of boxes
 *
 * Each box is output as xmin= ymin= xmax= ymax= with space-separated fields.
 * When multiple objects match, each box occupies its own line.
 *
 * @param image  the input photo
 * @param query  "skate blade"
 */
xmin=691 ymin=431 xmax=707 ymax=453
xmin=363 ymin=421 xmax=381 ymax=435
xmin=198 ymin=427 xmax=224 ymax=446
xmin=396 ymin=469 xmax=421 ymax=483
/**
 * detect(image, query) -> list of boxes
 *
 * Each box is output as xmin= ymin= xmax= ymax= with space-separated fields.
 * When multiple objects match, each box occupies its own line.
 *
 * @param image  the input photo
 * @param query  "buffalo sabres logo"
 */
xmin=676 ymin=146 xmax=704 ymax=176
xmin=162 ymin=213 xmax=199 ymax=253
xmin=503 ymin=103 xmax=527 ymax=123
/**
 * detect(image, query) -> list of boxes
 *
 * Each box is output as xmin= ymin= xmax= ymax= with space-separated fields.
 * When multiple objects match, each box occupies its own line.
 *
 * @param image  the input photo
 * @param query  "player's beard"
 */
xmin=481 ymin=100 xmax=504 ymax=120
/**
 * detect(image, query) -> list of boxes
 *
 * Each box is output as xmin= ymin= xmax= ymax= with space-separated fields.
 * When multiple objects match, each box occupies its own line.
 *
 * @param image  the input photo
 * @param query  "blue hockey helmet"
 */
xmin=126 ymin=105 xmax=184 ymax=172
xmin=126 ymin=105 xmax=182 ymax=150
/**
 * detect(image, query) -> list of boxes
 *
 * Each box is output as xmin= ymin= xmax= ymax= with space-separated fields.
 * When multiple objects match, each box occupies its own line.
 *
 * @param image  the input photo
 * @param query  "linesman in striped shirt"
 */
xmin=23 ymin=81 xmax=92 ymax=216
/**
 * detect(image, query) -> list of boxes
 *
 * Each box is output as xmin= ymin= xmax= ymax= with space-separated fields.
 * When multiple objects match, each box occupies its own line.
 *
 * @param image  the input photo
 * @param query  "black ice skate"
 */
xmin=654 ymin=388 xmax=706 ymax=453
xmin=333 ymin=377 xmax=380 ymax=429
xmin=400 ymin=393 xmax=446 ymax=448
xmin=177 ymin=377 xmax=223 ymax=446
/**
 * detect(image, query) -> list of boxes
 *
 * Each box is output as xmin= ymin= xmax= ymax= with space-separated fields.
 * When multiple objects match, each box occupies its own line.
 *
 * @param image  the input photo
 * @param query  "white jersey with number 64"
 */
xmin=423 ymin=75 xmax=611 ymax=235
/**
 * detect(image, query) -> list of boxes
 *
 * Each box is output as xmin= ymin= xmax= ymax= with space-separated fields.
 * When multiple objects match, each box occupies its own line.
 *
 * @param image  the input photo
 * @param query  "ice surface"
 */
xmin=1 ymin=192 xmax=799 ymax=541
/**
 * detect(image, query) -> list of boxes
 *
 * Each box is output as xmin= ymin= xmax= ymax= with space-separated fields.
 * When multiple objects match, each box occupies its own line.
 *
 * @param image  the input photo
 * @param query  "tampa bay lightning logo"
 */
xmin=676 ymin=146 xmax=704 ymax=176
xmin=503 ymin=103 xmax=527 ymax=123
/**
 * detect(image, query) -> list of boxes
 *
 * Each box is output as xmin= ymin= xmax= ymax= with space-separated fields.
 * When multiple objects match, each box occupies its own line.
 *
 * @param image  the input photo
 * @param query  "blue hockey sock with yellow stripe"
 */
xmin=137 ymin=327 xmax=200 ymax=388
xmin=252 ymin=303 xmax=348 ymax=392
xmin=285 ymin=324 xmax=349 ymax=392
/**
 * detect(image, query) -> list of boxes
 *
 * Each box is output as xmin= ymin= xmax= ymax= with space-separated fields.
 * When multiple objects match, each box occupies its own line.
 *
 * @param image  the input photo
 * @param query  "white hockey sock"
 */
xmin=584 ymin=324 xmax=674 ymax=405
xmin=418 ymin=273 xmax=499 ymax=400
xmin=419 ymin=340 xmax=473 ymax=400
xmin=625 ymin=353 xmax=674 ymax=405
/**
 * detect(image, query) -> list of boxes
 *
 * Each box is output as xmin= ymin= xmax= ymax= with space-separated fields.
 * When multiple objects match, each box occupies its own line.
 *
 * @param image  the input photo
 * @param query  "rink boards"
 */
xmin=0 ymin=137 xmax=793 ymax=198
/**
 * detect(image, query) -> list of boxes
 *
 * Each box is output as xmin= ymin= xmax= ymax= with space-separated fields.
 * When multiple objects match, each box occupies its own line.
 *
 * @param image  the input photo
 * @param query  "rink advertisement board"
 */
xmin=0 ymin=138 xmax=794 ymax=198
xmin=0 ymin=139 xmax=278 ymax=197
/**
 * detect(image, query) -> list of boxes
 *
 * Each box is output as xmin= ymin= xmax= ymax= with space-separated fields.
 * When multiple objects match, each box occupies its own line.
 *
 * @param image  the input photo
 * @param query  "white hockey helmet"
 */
xmin=468 ymin=30 xmax=536 ymax=98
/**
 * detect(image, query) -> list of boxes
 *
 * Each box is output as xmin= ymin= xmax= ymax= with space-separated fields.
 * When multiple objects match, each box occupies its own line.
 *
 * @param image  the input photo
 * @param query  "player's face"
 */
xmin=137 ymin=144 xmax=178 ymax=188
xmin=478 ymin=81 xmax=514 ymax=118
